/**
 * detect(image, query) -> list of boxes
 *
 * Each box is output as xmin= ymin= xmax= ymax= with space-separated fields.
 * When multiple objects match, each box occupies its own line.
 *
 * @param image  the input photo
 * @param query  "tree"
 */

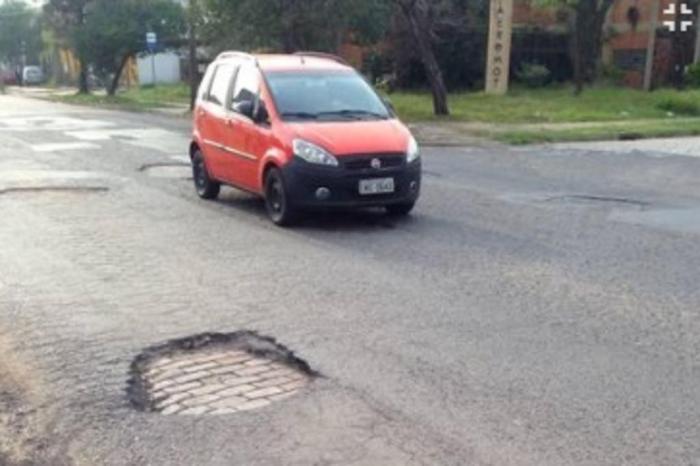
xmin=391 ymin=0 xmax=451 ymax=115
xmin=0 ymin=1 xmax=42 ymax=67
xmin=199 ymin=0 xmax=450 ymax=115
xmin=200 ymin=0 xmax=388 ymax=53
xmin=535 ymin=0 xmax=616 ymax=94
xmin=80 ymin=0 xmax=184 ymax=96
xmin=44 ymin=0 xmax=93 ymax=93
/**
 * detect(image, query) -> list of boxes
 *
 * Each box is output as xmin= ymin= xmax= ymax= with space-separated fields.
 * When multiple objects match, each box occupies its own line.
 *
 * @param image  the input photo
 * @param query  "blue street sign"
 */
xmin=146 ymin=32 xmax=157 ymax=53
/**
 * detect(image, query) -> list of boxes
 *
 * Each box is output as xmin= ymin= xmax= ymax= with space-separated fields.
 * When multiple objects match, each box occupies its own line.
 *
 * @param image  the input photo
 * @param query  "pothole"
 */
xmin=0 ymin=186 xmax=109 ymax=196
xmin=545 ymin=194 xmax=649 ymax=207
xmin=128 ymin=332 xmax=316 ymax=416
xmin=139 ymin=163 xmax=192 ymax=179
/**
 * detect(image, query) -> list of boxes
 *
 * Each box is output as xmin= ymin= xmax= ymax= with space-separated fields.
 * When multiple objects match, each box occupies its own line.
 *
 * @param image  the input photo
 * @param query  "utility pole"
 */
xmin=485 ymin=0 xmax=514 ymax=95
xmin=644 ymin=0 xmax=660 ymax=91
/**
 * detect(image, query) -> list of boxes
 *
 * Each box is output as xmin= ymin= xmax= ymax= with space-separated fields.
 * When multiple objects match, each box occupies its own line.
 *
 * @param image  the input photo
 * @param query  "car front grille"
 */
xmin=343 ymin=153 xmax=406 ymax=171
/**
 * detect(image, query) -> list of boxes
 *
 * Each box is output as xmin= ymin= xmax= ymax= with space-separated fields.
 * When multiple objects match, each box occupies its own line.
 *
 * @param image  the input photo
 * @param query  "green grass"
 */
xmin=493 ymin=119 xmax=700 ymax=145
xmin=46 ymin=83 xmax=700 ymax=144
xmin=388 ymin=86 xmax=700 ymax=124
xmin=52 ymin=83 xmax=190 ymax=111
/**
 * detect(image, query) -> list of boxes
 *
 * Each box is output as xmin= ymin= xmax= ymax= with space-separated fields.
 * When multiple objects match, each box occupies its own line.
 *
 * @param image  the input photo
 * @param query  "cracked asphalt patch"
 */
xmin=0 ymin=170 xmax=114 ymax=196
xmin=138 ymin=162 xmax=192 ymax=179
xmin=0 ymin=186 xmax=109 ymax=196
xmin=544 ymin=194 xmax=650 ymax=208
xmin=128 ymin=332 xmax=315 ymax=416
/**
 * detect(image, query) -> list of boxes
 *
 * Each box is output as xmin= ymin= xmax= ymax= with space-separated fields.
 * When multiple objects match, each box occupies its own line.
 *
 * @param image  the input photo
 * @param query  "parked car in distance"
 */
xmin=0 ymin=67 xmax=18 ymax=85
xmin=191 ymin=51 xmax=421 ymax=226
xmin=22 ymin=66 xmax=44 ymax=85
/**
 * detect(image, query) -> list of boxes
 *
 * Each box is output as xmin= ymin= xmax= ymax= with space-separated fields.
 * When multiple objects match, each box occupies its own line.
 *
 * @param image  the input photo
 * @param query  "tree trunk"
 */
xmin=644 ymin=0 xmax=660 ymax=91
xmin=187 ymin=0 xmax=200 ymax=110
xmin=188 ymin=21 xmax=198 ymax=110
xmin=78 ymin=58 xmax=89 ymax=94
xmin=695 ymin=18 xmax=700 ymax=63
xmin=671 ymin=5 xmax=685 ymax=89
xmin=570 ymin=0 xmax=615 ymax=95
xmin=401 ymin=2 xmax=449 ymax=115
xmin=108 ymin=54 xmax=131 ymax=96
xmin=76 ymin=3 xmax=89 ymax=94
xmin=570 ymin=11 xmax=584 ymax=95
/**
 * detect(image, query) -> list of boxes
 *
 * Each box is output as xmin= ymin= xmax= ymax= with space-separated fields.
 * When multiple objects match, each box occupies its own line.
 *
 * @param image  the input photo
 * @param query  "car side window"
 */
xmin=198 ymin=65 xmax=216 ymax=101
xmin=207 ymin=64 xmax=236 ymax=106
xmin=231 ymin=65 xmax=260 ymax=111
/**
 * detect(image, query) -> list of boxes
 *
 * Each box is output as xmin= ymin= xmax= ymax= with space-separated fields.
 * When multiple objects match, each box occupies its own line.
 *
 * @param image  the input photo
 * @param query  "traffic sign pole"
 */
xmin=146 ymin=32 xmax=158 ymax=86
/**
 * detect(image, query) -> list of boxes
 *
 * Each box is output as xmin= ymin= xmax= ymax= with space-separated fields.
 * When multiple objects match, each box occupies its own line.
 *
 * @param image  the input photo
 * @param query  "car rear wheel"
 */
xmin=264 ymin=168 xmax=298 ymax=226
xmin=386 ymin=201 xmax=415 ymax=217
xmin=192 ymin=149 xmax=220 ymax=200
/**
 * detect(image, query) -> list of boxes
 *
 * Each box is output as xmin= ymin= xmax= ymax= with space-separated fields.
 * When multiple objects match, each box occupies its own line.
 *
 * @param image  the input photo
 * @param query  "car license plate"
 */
xmin=359 ymin=177 xmax=395 ymax=195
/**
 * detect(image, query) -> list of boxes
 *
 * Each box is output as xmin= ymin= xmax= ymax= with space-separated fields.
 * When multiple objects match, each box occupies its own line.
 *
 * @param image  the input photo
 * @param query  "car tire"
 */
xmin=386 ymin=201 xmax=415 ymax=217
xmin=264 ymin=168 xmax=298 ymax=226
xmin=192 ymin=149 xmax=220 ymax=200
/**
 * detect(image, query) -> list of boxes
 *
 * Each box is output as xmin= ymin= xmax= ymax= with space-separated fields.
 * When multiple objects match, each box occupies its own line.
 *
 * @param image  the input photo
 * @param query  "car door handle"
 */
xmin=225 ymin=119 xmax=235 ymax=127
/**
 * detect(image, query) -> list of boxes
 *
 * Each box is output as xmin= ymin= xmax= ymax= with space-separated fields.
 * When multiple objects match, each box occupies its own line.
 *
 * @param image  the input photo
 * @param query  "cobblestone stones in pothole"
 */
xmin=128 ymin=332 xmax=315 ymax=416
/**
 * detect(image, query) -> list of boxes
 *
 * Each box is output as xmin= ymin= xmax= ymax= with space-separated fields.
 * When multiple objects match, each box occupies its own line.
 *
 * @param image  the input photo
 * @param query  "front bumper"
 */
xmin=281 ymin=155 xmax=421 ymax=209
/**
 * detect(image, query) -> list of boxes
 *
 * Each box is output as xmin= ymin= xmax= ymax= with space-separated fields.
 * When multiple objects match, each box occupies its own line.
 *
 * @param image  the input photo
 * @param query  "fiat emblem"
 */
xmin=370 ymin=158 xmax=382 ymax=169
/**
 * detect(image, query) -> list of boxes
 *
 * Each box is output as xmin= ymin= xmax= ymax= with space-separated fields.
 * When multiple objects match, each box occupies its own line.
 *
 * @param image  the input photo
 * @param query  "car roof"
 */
xmin=216 ymin=52 xmax=353 ymax=73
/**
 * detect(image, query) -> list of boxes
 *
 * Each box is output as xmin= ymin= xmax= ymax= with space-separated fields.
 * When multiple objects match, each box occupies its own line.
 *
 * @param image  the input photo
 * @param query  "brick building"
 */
xmin=515 ymin=0 xmax=698 ymax=88
xmin=336 ymin=0 xmax=697 ymax=89
xmin=604 ymin=0 xmax=694 ymax=87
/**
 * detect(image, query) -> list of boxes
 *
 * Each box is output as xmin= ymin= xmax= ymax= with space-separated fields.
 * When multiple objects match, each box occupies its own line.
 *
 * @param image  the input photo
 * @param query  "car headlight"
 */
xmin=293 ymin=139 xmax=339 ymax=166
xmin=407 ymin=135 xmax=420 ymax=163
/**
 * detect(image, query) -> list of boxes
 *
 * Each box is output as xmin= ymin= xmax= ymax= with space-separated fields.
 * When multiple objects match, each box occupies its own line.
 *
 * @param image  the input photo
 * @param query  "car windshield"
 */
xmin=265 ymin=71 xmax=391 ymax=122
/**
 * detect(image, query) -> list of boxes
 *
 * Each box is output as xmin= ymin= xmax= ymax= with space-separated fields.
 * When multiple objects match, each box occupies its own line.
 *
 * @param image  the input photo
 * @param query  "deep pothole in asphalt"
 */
xmin=139 ymin=163 xmax=192 ymax=179
xmin=128 ymin=332 xmax=316 ymax=416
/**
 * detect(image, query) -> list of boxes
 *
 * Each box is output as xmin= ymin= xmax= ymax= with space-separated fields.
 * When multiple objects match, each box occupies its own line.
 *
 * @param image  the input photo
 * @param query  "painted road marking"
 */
xmin=30 ymin=142 xmax=101 ymax=152
xmin=65 ymin=128 xmax=187 ymax=154
xmin=0 ymin=116 xmax=115 ymax=132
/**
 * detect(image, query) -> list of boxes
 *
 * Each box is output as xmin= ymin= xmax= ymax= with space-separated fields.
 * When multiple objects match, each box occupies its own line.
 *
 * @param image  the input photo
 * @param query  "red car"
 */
xmin=1 ymin=69 xmax=18 ymax=86
xmin=191 ymin=52 xmax=421 ymax=225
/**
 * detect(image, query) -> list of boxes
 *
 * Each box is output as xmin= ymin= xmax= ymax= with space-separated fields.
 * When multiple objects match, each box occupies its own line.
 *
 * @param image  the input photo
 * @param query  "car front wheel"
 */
xmin=264 ymin=168 xmax=298 ymax=226
xmin=192 ymin=149 xmax=220 ymax=200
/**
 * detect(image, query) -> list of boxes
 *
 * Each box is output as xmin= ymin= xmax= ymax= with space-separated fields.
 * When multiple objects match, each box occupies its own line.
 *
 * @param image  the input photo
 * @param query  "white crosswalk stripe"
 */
xmin=0 ymin=115 xmax=188 ymax=155
xmin=30 ymin=142 xmax=101 ymax=152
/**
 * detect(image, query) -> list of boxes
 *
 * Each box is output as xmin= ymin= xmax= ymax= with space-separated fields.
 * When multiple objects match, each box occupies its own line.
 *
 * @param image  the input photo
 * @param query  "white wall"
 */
xmin=137 ymin=52 xmax=181 ymax=85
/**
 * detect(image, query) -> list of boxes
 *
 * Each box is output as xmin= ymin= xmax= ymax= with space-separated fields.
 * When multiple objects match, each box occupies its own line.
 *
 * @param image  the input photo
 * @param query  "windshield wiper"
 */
xmin=316 ymin=109 xmax=389 ymax=120
xmin=281 ymin=111 xmax=318 ymax=120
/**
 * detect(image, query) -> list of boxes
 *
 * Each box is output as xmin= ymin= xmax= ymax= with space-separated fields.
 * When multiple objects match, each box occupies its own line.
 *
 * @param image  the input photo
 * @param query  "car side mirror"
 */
xmin=233 ymin=100 xmax=255 ymax=119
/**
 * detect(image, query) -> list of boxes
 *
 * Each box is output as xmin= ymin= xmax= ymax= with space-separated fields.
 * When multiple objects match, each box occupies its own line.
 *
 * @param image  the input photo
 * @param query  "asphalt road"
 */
xmin=0 ymin=94 xmax=699 ymax=466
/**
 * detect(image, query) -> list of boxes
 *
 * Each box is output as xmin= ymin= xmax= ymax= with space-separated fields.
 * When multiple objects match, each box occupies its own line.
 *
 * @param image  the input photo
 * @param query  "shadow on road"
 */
xmin=215 ymin=189 xmax=415 ymax=232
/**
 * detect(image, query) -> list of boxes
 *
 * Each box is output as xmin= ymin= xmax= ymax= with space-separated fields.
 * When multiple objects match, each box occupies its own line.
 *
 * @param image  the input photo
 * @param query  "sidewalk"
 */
xmin=5 ymin=85 xmax=192 ymax=118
